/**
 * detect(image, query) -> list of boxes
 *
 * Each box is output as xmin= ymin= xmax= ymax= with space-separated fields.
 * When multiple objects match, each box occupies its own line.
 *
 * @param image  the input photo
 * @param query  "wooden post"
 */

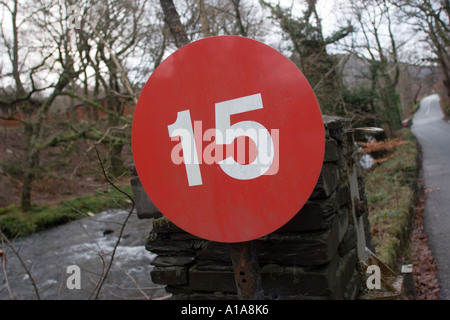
xmin=229 ymin=241 xmax=264 ymax=300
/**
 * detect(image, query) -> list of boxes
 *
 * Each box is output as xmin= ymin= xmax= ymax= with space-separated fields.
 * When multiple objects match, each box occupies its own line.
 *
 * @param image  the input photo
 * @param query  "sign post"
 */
xmin=229 ymin=241 xmax=264 ymax=300
xmin=132 ymin=36 xmax=325 ymax=298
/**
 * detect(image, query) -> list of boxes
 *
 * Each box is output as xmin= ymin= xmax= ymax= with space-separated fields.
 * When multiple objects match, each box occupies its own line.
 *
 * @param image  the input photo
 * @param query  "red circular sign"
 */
xmin=132 ymin=36 xmax=324 ymax=243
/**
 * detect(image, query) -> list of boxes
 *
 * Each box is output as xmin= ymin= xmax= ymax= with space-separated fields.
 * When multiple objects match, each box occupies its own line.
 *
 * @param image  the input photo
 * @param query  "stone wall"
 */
xmin=130 ymin=115 xmax=374 ymax=300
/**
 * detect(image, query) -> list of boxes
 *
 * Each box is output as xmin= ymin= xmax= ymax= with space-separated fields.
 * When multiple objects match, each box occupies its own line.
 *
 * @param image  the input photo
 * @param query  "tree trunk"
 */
xmin=198 ymin=0 xmax=211 ymax=37
xmin=108 ymin=142 xmax=126 ymax=178
xmin=230 ymin=0 xmax=247 ymax=37
xmin=159 ymin=0 xmax=190 ymax=48
xmin=20 ymin=147 xmax=39 ymax=212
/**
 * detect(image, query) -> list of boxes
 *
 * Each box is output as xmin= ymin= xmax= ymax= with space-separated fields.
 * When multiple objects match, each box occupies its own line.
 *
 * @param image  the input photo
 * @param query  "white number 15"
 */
xmin=168 ymin=93 xmax=275 ymax=186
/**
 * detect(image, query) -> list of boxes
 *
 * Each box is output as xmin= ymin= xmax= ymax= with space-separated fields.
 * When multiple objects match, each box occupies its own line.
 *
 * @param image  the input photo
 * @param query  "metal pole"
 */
xmin=229 ymin=241 xmax=264 ymax=300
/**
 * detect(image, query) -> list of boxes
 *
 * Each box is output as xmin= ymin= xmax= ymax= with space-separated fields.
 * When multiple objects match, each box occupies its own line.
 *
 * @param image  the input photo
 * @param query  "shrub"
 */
xmin=364 ymin=128 xmax=419 ymax=269
xmin=0 ymin=183 xmax=133 ymax=238
xmin=0 ymin=214 xmax=36 ymax=238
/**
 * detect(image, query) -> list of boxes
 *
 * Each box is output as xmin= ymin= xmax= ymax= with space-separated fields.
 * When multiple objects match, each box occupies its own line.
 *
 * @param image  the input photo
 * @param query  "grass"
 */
xmin=410 ymin=102 xmax=420 ymax=114
xmin=363 ymin=128 xmax=420 ymax=269
xmin=0 ymin=184 xmax=132 ymax=238
xmin=441 ymin=96 xmax=450 ymax=120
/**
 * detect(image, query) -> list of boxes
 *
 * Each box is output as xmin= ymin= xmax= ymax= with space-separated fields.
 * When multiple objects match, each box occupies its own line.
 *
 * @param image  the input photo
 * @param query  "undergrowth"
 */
xmin=363 ymin=129 xmax=419 ymax=269
xmin=0 ymin=184 xmax=132 ymax=238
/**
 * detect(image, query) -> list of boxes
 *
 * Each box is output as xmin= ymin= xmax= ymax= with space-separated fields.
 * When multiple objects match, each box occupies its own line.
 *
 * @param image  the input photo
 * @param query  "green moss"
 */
xmin=0 ymin=184 xmax=133 ymax=238
xmin=411 ymin=102 xmax=420 ymax=114
xmin=442 ymin=100 xmax=450 ymax=119
xmin=0 ymin=204 xmax=21 ymax=216
xmin=364 ymin=128 xmax=419 ymax=270
xmin=0 ymin=215 xmax=36 ymax=237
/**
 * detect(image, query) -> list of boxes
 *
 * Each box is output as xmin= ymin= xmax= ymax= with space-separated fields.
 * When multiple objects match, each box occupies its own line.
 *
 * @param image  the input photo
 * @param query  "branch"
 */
xmin=115 ymin=1 xmax=146 ymax=58
xmin=313 ymin=54 xmax=350 ymax=91
xmin=0 ymin=114 xmax=25 ymax=124
xmin=91 ymin=145 xmax=135 ymax=300
xmin=35 ymin=128 xmax=89 ymax=151
xmin=230 ymin=0 xmax=248 ymax=36
xmin=0 ymin=241 xmax=13 ymax=299
xmin=87 ymin=22 xmax=138 ymax=105
xmin=111 ymin=261 xmax=150 ymax=300
xmin=0 ymin=230 xmax=41 ymax=300
xmin=159 ymin=0 xmax=190 ymax=48
xmin=325 ymin=25 xmax=355 ymax=45
xmin=68 ymin=123 xmax=129 ymax=181
xmin=60 ymin=91 xmax=132 ymax=124
xmin=0 ymin=83 xmax=53 ymax=106
xmin=92 ymin=124 xmax=129 ymax=147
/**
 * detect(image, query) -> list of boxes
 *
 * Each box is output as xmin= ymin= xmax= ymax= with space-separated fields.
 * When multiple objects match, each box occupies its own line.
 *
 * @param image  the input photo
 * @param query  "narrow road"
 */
xmin=411 ymin=94 xmax=450 ymax=300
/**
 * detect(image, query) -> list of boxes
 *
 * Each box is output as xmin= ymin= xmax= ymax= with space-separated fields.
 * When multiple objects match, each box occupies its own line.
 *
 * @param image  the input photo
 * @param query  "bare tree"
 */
xmin=260 ymin=0 xmax=353 ymax=115
xmin=159 ymin=0 xmax=266 ymax=46
xmin=69 ymin=0 xmax=151 ymax=177
xmin=0 ymin=0 xmax=86 ymax=211
xmin=344 ymin=0 xmax=403 ymax=135
xmin=392 ymin=0 xmax=450 ymax=98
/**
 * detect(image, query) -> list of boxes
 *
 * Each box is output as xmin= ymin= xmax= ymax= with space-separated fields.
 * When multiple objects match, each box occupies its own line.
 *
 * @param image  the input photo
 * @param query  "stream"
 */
xmin=0 ymin=209 xmax=167 ymax=300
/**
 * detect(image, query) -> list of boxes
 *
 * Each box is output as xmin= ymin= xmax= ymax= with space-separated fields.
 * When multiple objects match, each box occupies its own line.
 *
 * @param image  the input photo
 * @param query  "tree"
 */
xmin=260 ymin=0 xmax=353 ymax=115
xmin=0 ymin=0 xmax=86 ymax=211
xmin=62 ymin=0 xmax=156 ymax=178
xmin=392 ymin=0 xmax=450 ymax=98
xmin=160 ymin=0 xmax=190 ymax=48
xmin=160 ymin=0 xmax=266 ymax=46
xmin=344 ymin=0 xmax=403 ymax=135
xmin=84 ymin=0 xmax=145 ymax=176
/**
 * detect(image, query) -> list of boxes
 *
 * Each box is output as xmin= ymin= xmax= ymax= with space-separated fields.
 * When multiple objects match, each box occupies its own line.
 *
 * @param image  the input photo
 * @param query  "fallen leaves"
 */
xmin=0 ymin=248 xmax=6 ymax=264
xmin=358 ymin=139 xmax=408 ymax=165
xmin=358 ymin=139 xmax=408 ymax=153
xmin=409 ymin=189 xmax=440 ymax=300
xmin=425 ymin=187 xmax=440 ymax=194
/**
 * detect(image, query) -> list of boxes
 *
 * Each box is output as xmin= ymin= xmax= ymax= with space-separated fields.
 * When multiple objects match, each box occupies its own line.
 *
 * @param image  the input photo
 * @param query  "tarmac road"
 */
xmin=0 ymin=209 xmax=166 ymax=300
xmin=411 ymin=94 xmax=450 ymax=300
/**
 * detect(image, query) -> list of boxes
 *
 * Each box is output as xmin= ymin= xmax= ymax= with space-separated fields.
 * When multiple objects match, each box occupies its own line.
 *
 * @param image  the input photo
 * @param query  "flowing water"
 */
xmin=0 ymin=209 xmax=167 ymax=300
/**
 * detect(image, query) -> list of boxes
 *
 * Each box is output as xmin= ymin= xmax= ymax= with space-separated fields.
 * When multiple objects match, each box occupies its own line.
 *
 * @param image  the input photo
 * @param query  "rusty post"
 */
xmin=229 ymin=241 xmax=264 ymax=300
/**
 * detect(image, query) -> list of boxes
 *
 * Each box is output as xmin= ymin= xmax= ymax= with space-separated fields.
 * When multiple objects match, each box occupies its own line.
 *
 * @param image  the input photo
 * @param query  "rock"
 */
xmin=338 ymin=223 xmax=357 ymax=257
xmin=145 ymin=231 xmax=206 ymax=255
xmin=130 ymin=177 xmax=162 ymax=219
xmin=103 ymin=229 xmax=114 ymax=236
xmin=197 ymin=241 xmax=231 ymax=262
xmin=189 ymin=265 xmax=237 ymax=293
xmin=151 ymin=255 xmax=196 ymax=267
xmin=152 ymin=216 xmax=183 ymax=233
xmin=151 ymin=266 xmax=188 ymax=286
xmin=324 ymin=139 xmax=340 ymax=162
xmin=336 ymin=183 xmax=351 ymax=208
xmin=256 ymin=214 xmax=346 ymax=266
xmin=260 ymin=249 xmax=358 ymax=299
xmin=311 ymin=164 xmax=341 ymax=199
xmin=276 ymin=194 xmax=338 ymax=233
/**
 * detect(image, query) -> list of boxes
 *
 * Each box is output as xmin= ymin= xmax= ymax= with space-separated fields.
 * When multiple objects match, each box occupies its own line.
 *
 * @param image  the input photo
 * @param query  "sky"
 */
xmin=0 ymin=0 xmax=431 ymax=93
xmin=273 ymin=0 xmax=429 ymax=63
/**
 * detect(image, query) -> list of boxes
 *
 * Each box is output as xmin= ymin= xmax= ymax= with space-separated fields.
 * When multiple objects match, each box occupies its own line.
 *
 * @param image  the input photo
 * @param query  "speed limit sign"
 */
xmin=132 ymin=36 xmax=324 ymax=243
